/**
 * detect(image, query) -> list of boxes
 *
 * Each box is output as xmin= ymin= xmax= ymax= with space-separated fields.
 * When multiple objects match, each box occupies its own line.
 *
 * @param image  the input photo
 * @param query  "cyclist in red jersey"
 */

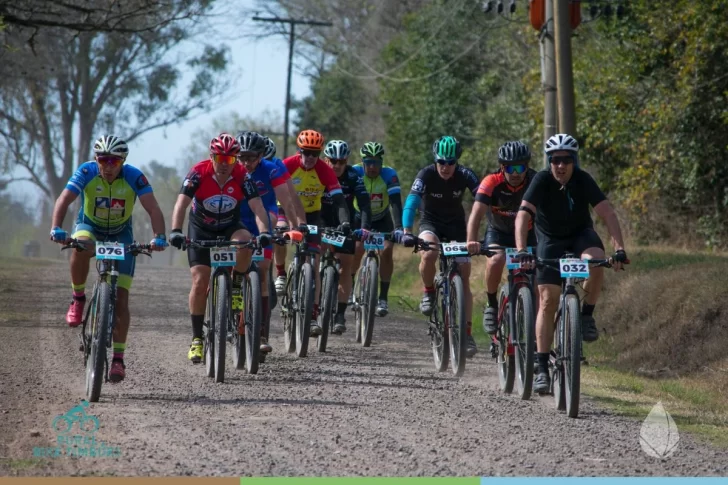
xmin=169 ymin=133 xmax=273 ymax=363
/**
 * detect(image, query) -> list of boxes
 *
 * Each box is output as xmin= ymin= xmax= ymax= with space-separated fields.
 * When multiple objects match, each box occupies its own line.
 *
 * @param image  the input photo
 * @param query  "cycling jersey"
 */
xmin=404 ymin=164 xmax=480 ymax=228
xmin=474 ymin=168 xmax=537 ymax=233
xmin=240 ymin=158 xmax=290 ymax=221
xmin=66 ymin=161 xmax=153 ymax=235
xmin=283 ymin=154 xmax=342 ymax=213
xmin=321 ymin=165 xmax=370 ymax=228
xmin=180 ymin=160 xmax=259 ymax=231
xmin=351 ymin=164 xmax=401 ymax=221
xmin=521 ymin=168 xmax=607 ymax=239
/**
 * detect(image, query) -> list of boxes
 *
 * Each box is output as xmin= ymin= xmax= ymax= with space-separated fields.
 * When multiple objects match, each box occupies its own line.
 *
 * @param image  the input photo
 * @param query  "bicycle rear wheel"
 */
xmin=86 ymin=282 xmax=110 ymax=402
xmin=213 ymin=272 xmax=229 ymax=383
xmin=564 ymin=294 xmax=582 ymax=418
xmin=244 ymin=269 xmax=262 ymax=374
xmin=361 ymin=257 xmax=378 ymax=347
xmin=431 ymin=285 xmax=449 ymax=372
xmin=295 ymin=262 xmax=314 ymax=357
xmin=515 ymin=285 xmax=536 ymax=400
xmin=448 ymin=274 xmax=466 ymax=377
xmin=318 ymin=265 xmax=336 ymax=352
xmin=282 ymin=264 xmax=296 ymax=353
xmin=496 ymin=285 xmax=514 ymax=393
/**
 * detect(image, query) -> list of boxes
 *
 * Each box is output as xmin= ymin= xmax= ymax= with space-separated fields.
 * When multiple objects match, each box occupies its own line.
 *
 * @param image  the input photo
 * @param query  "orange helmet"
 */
xmin=296 ymin=129 xmax=324 ymax=151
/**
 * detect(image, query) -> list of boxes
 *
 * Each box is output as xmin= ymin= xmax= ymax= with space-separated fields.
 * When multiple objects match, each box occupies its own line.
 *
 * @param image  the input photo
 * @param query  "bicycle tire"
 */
xmin=82 ymin=283 xmax=99 ymax=364
xmin=515 ymin=285 xmax=536 ymax=400
xmin=361 ymin=257 xmax=378 ymax=347
xmin=86 ymin=281 xmax=110 ymax=402
xmin=496 ymin=285 xmax=514 ymax=393
xmin=268 ymin=263 xmax=277 ymax=311
xmin=214 ymin=272 xmax=229 ymax=383
xmin=353 ymin=266 xmax=364 ymax=343
xmin=204 ymin=282 xmax=215 ymax=378
xmin=318 ymin=265 xmax=336 ymax=352
xmin=431 ymin=284 xmax=449 ymax=372
xmin=553 ymin=304 xmax=566 ymax=410
xmin=245 ymin=269 xmax=262 ymax=374
xmin=564 ymin=294 xmax=582 ymax=418
xmin=295 ymin=262 xmax=314 ymax=357
xmin=283 ymin=264 xmax=296 ymax=353
xmin=448 ymin=274 xmax=467 ymax=377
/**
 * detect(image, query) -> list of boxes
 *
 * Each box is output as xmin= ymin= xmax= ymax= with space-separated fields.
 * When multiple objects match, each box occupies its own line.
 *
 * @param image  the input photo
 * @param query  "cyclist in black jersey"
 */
xmin=466 ymin=141 xmax=538 ymax=334
xmin=515 ymin=133 xmax=629 ymax=394
xmin=321 ymin=140 xmax=372 ymax=334
xmin=401 ymin=136 xmax=480 ymax=358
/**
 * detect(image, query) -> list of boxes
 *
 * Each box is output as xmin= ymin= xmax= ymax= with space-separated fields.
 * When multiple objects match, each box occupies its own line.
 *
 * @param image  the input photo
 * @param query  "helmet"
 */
xmin=235 ymin=130 xmax=266 ymax=154
xmin=324 ymin=140 xmax=351 ymax=160
xmin=360 ymin=141 xmax=384 ymax=159
xmin=498 ymin=141 xmax=531 ymax=164
xmin=93 ymin=135 xmax=129 ymax=159
xmin=296 ymin=129 xmax=324 ymax=150
xmin=432 ymin=135 xmax=462 ymax=162
xmin=544 ymin=133 xmax=579 ymax=154
xmin=263 ymin=136 xmax=276 ymax=159
xmin=210 ymin=133 xmax=240 ymax=156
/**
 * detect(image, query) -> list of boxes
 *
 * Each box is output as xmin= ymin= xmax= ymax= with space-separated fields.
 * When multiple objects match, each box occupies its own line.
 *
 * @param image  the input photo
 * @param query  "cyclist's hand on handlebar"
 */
xmin=611 ymin=249 xmax=629 ymax=271
xmin=391 ymin=228 xmax=404 ymax=244
xmin=401 ymin=233 xmax=417 ymax=248
xmin=353 ymin=228 xmax=369 ymax=241
xmin=150 ymin=234 xmax=168 ymax=251
xmin=257 ymin=232 xmax=272 ymax=248
xmin=466 ymin=241 xmax=482 ymax=255
xmin=169 ymin=229 xmax=185 ymax=249
xmin=296 ymin=223 xmax=309 ymax=235
xmin=516 ymin=249 xmax=536 ymax=270
xmin=50 ymin=227 xmax=68 ymax=244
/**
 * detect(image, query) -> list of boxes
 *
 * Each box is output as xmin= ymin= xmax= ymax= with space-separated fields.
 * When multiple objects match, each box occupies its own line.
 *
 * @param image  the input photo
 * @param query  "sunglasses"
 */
xmin=212 ymin=154 xmax=237 ymax=165
xmin=96 ymin=155 xmax=124 ymax=167
xmin=237 ymin=153 xmax=261 ymax=163
xmin=548 ymin=154 xmax=576 ymax=166
xmin=362 ymin=158 xmax=382 ymax=166
xmin=328 ymin=158 xmax=348 ymax=166
xmin=300 ymin=150 xmax=321 ymax=158
xmin=436 ymin=159 xmax=457 ymax=166
xmin=503 ymin=164 xmax=527 ymax=174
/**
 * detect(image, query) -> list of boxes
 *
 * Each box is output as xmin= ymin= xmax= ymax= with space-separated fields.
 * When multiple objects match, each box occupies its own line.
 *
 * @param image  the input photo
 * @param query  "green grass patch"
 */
xmin=0 ymin=458 xmax=44 ymax=471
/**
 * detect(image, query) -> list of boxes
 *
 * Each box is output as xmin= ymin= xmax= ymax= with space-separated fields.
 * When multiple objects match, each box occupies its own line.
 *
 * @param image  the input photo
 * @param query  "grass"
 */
xmin=0 ymin=458 xmax=45 ymax=471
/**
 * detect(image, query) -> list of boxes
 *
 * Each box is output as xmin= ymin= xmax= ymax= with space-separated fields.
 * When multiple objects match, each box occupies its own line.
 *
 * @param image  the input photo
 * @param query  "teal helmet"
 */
xmin=360 ymin=141 xmax=385 ymax=159
xmin=432 ymin=136 xmax=462 ymax=162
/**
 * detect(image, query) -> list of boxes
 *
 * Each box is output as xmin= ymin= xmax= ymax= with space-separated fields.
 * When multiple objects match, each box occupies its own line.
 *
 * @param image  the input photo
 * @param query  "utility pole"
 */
xmin=540 ymin=0 xmax=557 ymax=168
xmin=553 ymin=0 xmax=576 ymax=136
xmin=252 ymin=16 xmax=332 ymax=158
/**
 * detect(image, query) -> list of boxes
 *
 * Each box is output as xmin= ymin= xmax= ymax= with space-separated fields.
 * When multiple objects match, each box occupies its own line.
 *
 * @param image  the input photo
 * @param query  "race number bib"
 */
xmin=559 ymin=258 xmax=589 ymax=278
xmin=506 ymin=247 xmax=533 ymax=270
xmin=441 ymin=242 xmax=469 ymax=257
xmin=251 ymin=246 xmax=265 ymax=262
xmin=96 ymin=242 xmax=124 ymax=260
xmin=211 ymin=247 xmax=236 ymax=267
xmin=322 ymin=233 xmax=346 ymax=248
xmin=363 ymin=233 xmax=385 ymax=250
xmin=306 ymin=225 xmax=318 ymax=235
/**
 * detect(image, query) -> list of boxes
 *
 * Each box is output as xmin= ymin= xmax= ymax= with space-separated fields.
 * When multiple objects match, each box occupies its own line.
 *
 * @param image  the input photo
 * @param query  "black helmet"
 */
xmin=235 ymin=130 xmax=267 ymax=154
xmin=498 ymin=141 xmax=531 ymax=164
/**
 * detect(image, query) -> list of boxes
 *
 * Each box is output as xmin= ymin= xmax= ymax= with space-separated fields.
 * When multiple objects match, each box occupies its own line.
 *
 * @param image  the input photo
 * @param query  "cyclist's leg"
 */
xmin=105 ymin=225 xmax=134 ymax=381
xmin=187 ymin=224 xmax=212 ymax=362
xmin=332 ymin=221 xmax=355 ymax=332
xmin=482 ymin=228 xmax=509 ymax=333
xmin=417 ymin=221 xmax=440 ymax=315
xmin=449 ymin=223 xmax=476 ymax=356
xmin=306 ymin=212 xmax=323 ymax=334
xmin=66 ymin=223 xmax=96 ymax=326
xmin=575 ymin=228 xmax=606 ymax=342
xmin=273 ymin=207 xmax=290 ymax=291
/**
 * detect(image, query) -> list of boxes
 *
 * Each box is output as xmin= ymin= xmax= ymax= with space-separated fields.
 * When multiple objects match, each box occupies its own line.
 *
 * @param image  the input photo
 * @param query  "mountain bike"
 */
xmin=480 ymin=245 xmax=537 ymax=400
xmin=535 ymin=254 xmax=615 ymax=418
xmin=276 ymin=227 xmax=312 ymax=357
xmin=182 ymin=238 xmax=263 ymax=382
xmin=62 ymin=238 xmax=152 ymax=402
xmin=352 ymin=232 xmax=392 ymax=347
xmin=410 ymin=237 xmax=468 ymax=377
xmin=319 ymin=227 xmax=348 ymax=352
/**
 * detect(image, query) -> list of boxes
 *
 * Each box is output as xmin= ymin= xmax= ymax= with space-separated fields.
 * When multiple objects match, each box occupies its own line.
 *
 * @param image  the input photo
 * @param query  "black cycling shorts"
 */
xmin=356 ymin=212 xmax=394 ymax=234
xmin=536 ymin=227 xmax=605 ymax=286
xmin=187 ymin=222 xmax=247 ymax=268
xmin=485 ymin=227 xmax=537 ymax=249
xmin=419 ymin=219 xmax=466 ymax=243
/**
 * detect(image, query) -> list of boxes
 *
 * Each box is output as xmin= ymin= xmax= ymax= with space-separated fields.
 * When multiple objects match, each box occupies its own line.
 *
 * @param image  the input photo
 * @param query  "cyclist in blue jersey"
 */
xmin=236 ymin=131 xmax=307 ymax=353
xmin=49 ymin=135 xmax=168 ymax=383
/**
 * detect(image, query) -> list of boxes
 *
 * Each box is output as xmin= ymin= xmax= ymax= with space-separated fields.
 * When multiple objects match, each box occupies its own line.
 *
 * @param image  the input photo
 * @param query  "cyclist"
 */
xmin=49 ymin=135 xmax=168 ymax=383
xmin=321 ymin=139 xmax=372 ymax=335
xmin=515 ymin=133 xmax=628 ymax=393
xmin=237 ymin=130 xmax=307 ymax=354
xmin=274 ymin=129 xmax=352 ymax=337
xmin=401 ymin=136 xmax=480 ymax=358
xmin=351 ymin=141 xmax=404 ymax=318
xmin=169 ymin=133 xmax=273 ymax=364
xmin=466 ymin=141 xmax=538 ymax=334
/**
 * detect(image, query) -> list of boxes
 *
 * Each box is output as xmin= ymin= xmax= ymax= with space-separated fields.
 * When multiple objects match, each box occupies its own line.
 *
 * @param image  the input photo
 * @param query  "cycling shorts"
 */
xmin=418 ymin=219 xmax=469 ymax=263
xmin=71 ymin=223 xmax=136 ymax=290
xmin=536 ymin=227 xmax=604 ymax=286
xmin=187 ymin=222 xmax=247 ymax=268
xmin=485 ymin=227 xmax=537 ymax=249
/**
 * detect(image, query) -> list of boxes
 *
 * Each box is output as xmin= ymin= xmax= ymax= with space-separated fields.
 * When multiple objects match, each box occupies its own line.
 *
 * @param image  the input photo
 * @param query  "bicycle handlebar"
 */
xmin=61 ymin=238 xmax=153 ymax=256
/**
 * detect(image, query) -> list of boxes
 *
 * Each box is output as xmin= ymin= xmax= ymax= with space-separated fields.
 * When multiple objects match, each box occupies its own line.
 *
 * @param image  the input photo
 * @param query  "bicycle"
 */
xmin=318 ymin=227 xmax=349 ymax=352
xmin=352 ymin=232 xmax=392 ymax=347
xmin=181 ymin=238 xmax=263 ymax=382
xmin=478 ymin=245 xmax=537 ymax=400
xmin=534 ymin=253 xmax=616 ymax=418
xmin=409 ymin=237 xmax=469 ymax=377
xmin=62 ymin=238 xmax=152 ymax=402
xmin=276 ymin=227 xmax=313 ymax=357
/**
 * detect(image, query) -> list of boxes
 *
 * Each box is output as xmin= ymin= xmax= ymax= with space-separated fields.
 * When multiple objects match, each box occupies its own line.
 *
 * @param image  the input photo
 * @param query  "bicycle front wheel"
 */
xmin=86 ymin=282 xmax=110 ymax=402
xmin=448 ymin=274 xmax=467 ymax=377
xmin=282 ymin=264 xmax=296 ymax=353
xmin=361 ymin=257 xmax=378 ymax=347
xmin=496 ymin=285 xmax=514 ymax=393
xmin=295 ymin=262 xmax=314 ymax=357
xmin=244 ymin=269 xmax=262 ymax=374
xmin=353 ymin=266 xmax=364 ymax=343
xmin=431 ymin=285 xmax=449 ymax=373
xmin=564 ymin=294 xmax=582 ymax=418
xmin=213 ymin=272 xmax=229 ymax=383
xmin=318 ymin=265 xmax=336 ymax=353
xmin=515 ymin=285 xmax=536 ymax=400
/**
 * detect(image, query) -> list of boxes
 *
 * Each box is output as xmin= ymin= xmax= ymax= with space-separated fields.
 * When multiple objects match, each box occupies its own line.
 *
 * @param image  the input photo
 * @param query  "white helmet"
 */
xmin=263 ymin=136 xmax=276 ymax=159
xmin=324 ymin=140 xmax=351 ymax=160
xmin=544 ymin=133 xmax=579 ymax=154
xmin=93 ymin=135 xmax=129 ymax=159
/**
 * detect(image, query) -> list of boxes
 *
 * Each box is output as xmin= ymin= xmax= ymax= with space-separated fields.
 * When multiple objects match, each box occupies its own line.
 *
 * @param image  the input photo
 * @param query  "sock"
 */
xmin=487 ymin=292 xmax=498 ymax=308
xmin=112 ymin=342 xmax=126 ymax=361
xmin=337 ymin=302 xmax=348 ymax=315
xmin=466 ymin=321 xmax=472 ymax=337
xmin=582 ymin=303 xmax=595 ymax=316
xmin=379 ymin=281 xmax=390 ymax=301
xmin=262 ymin=296 xmax=270 ymax=333
xmin=537 ymin=352 xmax=550 ymax=372
xmin=72 ymin=283 xmax=86 ymax=301
xmin=191 ymin=314 xmax=204 ymax=340
xmin=276 ymin=264 xmax=286 ymax=277
xmin=424 ymin=286 xmax=435 ymax=294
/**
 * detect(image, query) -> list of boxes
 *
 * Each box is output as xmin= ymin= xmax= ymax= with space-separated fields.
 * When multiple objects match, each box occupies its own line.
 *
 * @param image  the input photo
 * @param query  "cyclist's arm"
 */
xmin=402 ymin=193 xmax=421 ymax=234
xmin=284 ymin=178 xmax=307 ymax=224
xmin=171 ymin=194 xmax=192 ymax=230
xmin=332 ymin=193 xmax=350 ymax=225
xmin=593 ymin=200 xmax=625 ymax=251
xmin=138 ymin=193 xmax=166 ymax=236
xmin=249 ymin=196 xmax=271 ymax=235
xmin=515 ymin=200 xmax=536 ymax=251
xmin=467 ymin=201 xmax=488 ymax=242
xmin=353 ymin=176 xmax=372 ymax=229
xmin=389 ymin=192 xmax=403 ymax=229
xmin=51 ymin=189 xmax=79 ymax=229
xmin=273 ymin=185 xmax=305 ymax=227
